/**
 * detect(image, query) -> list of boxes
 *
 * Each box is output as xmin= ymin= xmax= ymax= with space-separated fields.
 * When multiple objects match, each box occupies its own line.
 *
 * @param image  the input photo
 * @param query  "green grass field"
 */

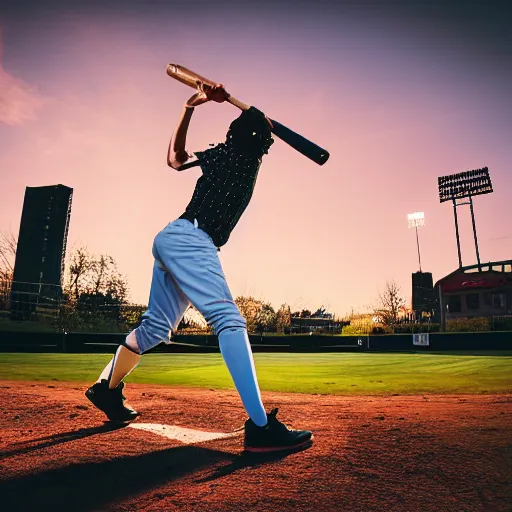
xmin=0 ymin=352 xmax=511 ymax=395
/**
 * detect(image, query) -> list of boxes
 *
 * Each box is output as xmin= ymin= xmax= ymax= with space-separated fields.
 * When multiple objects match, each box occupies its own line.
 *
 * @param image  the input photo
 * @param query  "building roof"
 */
xmin=435 ymin=260 xmax=512 ymax=293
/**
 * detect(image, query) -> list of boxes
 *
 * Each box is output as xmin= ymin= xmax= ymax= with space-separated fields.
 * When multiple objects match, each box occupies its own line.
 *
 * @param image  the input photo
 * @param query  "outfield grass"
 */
xmin=0 ymin=352 xmax=511 ymax=395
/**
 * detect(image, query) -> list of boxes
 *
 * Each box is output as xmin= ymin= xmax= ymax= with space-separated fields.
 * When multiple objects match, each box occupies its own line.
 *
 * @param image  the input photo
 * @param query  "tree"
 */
xmin=235 ymin=296 xmax=260 ymax=333
xmin=0 ymin=232 xmax=131 ymax=330
xmin=90 ymin=254 xmax=128 ymax=304
xmin=0 ymin=231 xmax=16 ymax=310
xmin=0 ymin=230 xmax=16 ymax=283
xmin=255 ymin=302 xmax=277 ymax=333
xmin=67 ymin=246 xmax=95 ymax=302
xmin=58 ymin=247 xmax=130 ymax=332
xmin=65 ymin=246 xmax=129 ymax=305
xmin=374 ymin=280 xmax=406 ymax=326
xmin=276 ymin=303 xmax=291 ymax=332
xmin=235 ymin=296 xmax=277 ymax=333
xmin=235 ymin=296 xmax=264 ymax=333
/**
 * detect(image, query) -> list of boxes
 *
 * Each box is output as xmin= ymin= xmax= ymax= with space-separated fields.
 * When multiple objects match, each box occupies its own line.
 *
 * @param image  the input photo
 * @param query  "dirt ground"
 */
xmin=0 ymin=381 xmax=511 ymax=512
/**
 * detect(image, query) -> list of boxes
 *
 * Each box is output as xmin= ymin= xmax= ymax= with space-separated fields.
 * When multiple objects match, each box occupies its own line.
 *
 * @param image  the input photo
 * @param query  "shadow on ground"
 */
xmin=0 ymin=434 xmax=309 ymax=512
xmin=0 ymin=423 xmax=127 ymax=459
xmin=196 ymin=441 xmax=313 ymax=483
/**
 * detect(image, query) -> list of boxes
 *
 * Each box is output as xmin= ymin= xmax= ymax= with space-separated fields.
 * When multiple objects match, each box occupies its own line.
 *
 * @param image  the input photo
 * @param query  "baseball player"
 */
xmin=85 ymin=83 xmax=313 ymax=453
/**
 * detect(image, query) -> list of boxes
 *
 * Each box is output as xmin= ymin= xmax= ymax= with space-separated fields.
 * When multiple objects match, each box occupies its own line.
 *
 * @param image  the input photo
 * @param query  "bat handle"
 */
xmin=226 ymin=96 xmax=274 ymax=129
xmin=226 ymin=95 xmax=250 ymax=111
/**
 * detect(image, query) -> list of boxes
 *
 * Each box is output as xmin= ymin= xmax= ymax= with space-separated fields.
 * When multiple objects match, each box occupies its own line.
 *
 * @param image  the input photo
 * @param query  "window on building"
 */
xmin=447 ymin=295 xmax=462 ymax=313
xmin=483 ymin=293 xmax=492 ymax=306
xmin=466 ymin=293 xmax=480 ymax=310
xmin=492 ymin=293 xmax=506 ymax=309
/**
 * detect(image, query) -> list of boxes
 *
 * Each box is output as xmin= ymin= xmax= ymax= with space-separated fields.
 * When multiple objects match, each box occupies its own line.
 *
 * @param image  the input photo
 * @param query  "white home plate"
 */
xmin=128 ymin=423 xmax=241 ymax=444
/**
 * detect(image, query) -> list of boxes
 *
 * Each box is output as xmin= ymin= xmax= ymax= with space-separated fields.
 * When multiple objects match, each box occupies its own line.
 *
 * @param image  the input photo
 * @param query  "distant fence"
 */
xmin=0 ymin=331 xmax=511 ymax=354
xmin=2 ymin=278 xmax=512 ymax=338
xmin=0 ymin=278 xmax=147 ymax=333
xmin=492 ymin=315 xmax=512 ymax=331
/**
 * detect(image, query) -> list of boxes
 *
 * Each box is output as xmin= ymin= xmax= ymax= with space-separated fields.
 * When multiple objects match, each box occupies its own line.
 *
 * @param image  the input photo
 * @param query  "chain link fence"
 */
xmin=0 ymin=278 xmax=147 ymax=333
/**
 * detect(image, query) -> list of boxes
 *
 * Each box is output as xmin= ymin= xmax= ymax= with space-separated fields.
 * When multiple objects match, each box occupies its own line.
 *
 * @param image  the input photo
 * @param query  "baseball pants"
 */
xmin=134 ymin=218 xmax=267 ymax=426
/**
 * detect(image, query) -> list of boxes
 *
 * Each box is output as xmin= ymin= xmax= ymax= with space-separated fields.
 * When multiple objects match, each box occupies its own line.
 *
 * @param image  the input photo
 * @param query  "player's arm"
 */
xmin=167 ymin=83 xmax=228 ymax=170
xmin=167 ymin=106 xmax=195 ymax=170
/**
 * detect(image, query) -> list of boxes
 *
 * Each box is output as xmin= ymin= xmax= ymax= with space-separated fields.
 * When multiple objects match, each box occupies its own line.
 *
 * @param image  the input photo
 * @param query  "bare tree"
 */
xmin=374 ymin=280 xmax=406 ymax=326
xmin=0 ymin=231 xmax=16 ymax=309
xmin=65 ymin=246 xmax=129 ymax=305
xmin=91 ymin=254 xmax=128 ymax=304
xmin=0 ymin=230 xmax=16 ymax=283
xmin=67 ymin=246 xmax=95 ymax=302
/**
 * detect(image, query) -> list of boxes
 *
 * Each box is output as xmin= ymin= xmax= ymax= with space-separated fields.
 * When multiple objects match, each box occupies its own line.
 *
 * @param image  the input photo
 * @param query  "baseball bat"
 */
xmin=166 ymin=64 xmax=330 ymax=166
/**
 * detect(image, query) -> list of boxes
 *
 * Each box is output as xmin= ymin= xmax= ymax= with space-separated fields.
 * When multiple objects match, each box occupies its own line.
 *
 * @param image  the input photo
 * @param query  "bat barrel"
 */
xmin=269 ymin=119 xmax=330 ymax=166
xmin=166 ymin=63 xmax=218 ymax=89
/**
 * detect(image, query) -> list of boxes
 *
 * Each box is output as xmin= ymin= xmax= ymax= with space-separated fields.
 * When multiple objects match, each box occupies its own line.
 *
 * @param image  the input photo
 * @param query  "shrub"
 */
xmin=371 ymin=325 xmax=394 ymax=334
xmin=446 ymin=317 xmax=491 ymax=332
xmin=342 ymin=316 xmax=374 ymax=335
xmin=393 ymin=323 xmax=440 ymax=334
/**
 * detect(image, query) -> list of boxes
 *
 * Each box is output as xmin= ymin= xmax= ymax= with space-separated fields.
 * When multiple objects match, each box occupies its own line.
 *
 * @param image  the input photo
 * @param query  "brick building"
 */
xmin=435 ymin=260 xmax=512 ymax=319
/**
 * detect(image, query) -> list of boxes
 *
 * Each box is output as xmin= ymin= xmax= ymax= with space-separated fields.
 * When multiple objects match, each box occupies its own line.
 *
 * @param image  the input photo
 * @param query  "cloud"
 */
xmin=0 ymin=36 xmax=47 ymax=126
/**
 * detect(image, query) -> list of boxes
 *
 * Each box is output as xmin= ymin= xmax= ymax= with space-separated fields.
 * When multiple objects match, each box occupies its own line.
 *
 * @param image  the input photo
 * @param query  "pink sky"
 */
xmin=1 ymin=2 xmax=511 ymax=316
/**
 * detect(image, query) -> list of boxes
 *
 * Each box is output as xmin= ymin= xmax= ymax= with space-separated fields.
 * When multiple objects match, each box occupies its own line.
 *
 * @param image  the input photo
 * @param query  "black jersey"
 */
xmin=180 ymin=107 xmax=274 ymax=247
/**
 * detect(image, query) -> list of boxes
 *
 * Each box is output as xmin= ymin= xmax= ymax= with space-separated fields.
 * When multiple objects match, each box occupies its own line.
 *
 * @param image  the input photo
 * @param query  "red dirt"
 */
xmin=0 ymin=381 xmax=511 ymax=512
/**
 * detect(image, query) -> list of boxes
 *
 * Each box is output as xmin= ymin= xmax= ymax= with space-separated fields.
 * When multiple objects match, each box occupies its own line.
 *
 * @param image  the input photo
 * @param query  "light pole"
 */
xmin=408 ymin=212 xmax=425 ymax=272
xmin=438 ymin=167 xmax=493 ymax=271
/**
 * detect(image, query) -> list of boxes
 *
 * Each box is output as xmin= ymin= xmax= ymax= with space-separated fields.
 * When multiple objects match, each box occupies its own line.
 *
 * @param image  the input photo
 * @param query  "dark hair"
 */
xmin=225 ymin=107 xmax=274 ymax=159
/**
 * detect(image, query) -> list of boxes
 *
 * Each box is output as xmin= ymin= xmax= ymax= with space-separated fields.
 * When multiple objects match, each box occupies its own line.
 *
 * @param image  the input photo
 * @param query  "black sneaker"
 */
xmin=244 ymin=408 xmax=313 ymax=453
xmin=85 ymin=379 xmax=139 ymax=423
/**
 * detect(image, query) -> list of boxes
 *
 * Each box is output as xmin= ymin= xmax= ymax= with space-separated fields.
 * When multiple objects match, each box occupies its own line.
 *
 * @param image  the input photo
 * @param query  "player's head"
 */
xmin=225 ymin=107 xmax=274 ymax=159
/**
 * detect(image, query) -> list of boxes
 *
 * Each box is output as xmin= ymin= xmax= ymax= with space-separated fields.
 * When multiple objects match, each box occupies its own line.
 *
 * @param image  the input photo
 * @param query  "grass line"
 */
xmin=0 ymin=352 xmax=511 ymax=395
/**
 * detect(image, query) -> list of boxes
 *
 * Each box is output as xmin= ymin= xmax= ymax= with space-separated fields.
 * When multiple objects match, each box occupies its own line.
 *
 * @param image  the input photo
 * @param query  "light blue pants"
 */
xmin=134 ymin=218 xmax=267 ymax=426
xmin=135 ymin=219 xmax=246 ymax=350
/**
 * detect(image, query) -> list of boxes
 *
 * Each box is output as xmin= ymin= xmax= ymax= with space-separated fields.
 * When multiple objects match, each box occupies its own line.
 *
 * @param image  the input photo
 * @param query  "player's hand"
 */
xmin=185 ymin=82 xmax=228 ymax=107
xmin=202 ymin=83 xmax=228 ymax=103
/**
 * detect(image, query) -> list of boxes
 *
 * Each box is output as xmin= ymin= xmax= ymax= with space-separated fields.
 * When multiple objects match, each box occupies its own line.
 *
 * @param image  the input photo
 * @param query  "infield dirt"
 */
xmin=0 ymin=381 xmax=511 ymax=511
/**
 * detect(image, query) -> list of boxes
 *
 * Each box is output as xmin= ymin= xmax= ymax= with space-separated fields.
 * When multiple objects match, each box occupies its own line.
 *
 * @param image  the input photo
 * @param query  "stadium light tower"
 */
xmin=408 ymin=212 xmax=425 ymax=272
xmin=438 ymin=167 xmax=493 ymax=270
